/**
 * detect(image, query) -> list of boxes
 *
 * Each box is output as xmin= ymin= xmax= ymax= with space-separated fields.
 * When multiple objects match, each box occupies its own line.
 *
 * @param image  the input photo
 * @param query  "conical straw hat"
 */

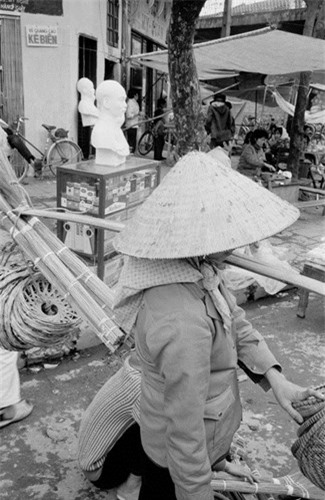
xmin=113 ymin=151 xmax=300 ymax=259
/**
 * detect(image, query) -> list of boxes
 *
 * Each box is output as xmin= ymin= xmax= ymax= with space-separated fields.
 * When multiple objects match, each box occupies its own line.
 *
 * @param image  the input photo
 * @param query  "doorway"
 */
xmin=78 ymin=35 xmax=97 ymax=159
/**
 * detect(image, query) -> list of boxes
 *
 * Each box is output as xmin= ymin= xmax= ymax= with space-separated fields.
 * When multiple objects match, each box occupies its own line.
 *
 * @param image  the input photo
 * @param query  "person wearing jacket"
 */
xmin=205 ymin=93 xmax=233 ymax=148
xmin=125 ymin=88 xmax=140 ymax=154
xmin=112 ymin=151 xmax=324 ymax=500
xmin=153 ymin=107 xmax=166 ymax=161
xmin=238 ymin=128 xmax=276 ymax=176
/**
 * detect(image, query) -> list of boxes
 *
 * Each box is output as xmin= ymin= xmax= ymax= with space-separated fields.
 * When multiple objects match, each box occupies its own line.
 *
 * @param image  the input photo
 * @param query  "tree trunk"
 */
xmin=287 ymin=0 xmax=323 ymax=178
xmin=168 ymin=0 xmax=207 ymax=157
xmin=221 ymin=0 xmax=232 ymax=38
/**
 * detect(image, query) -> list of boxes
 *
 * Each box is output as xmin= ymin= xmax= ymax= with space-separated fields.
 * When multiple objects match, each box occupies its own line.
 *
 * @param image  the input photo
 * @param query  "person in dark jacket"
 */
xmin=205 ymin=93 xmax=233 ymax=149
xmin=153 ymin=108 xmax=166 ymax=161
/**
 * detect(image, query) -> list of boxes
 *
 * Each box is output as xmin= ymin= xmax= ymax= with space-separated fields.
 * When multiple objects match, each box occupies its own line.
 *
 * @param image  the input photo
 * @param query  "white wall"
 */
xmin=20 ymin=0 xmax=121 ymax=151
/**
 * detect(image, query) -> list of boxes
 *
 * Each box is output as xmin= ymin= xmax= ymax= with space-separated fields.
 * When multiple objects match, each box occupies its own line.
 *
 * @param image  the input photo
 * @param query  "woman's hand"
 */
xmin=214 ymin=460 xmax=259 ymax=484
xmin=263 ymin=162 xmax=276 ymax=172
xmin=265 ymin=368 xmax=325 ymax=424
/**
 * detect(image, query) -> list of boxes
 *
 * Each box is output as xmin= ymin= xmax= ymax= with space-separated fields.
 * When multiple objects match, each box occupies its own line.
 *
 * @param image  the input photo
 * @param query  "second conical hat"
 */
xmin=113 ymin=151 xmax=299 ymax=259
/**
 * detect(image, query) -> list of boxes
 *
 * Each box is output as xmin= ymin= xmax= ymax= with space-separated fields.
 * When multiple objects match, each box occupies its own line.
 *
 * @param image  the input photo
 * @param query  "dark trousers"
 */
xmin=126 ymin=128 xmax=137 ymax=153
xmin=92 ymin=423 xmax=145 ymax=490
xmin=79 ymin=125 xmax=93 ymax=160
xmin=154 ymin=135 xmax=165 ymax=160
xmin=139 ymin=451 xmax=177 ymax=500
xmin=92 ymin=423 xmax=177 ymax=498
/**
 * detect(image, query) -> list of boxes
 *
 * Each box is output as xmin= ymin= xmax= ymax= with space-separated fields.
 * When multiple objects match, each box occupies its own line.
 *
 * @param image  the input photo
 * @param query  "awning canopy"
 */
xmin=130 ymin=27 xmax=325 ymax=79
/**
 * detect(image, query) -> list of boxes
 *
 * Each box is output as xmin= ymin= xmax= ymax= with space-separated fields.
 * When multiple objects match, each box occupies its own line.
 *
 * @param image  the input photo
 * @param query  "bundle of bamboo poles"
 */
xmin=211 ymin=469 xmax=324 ymax=499
xmin=0 ymin=150 xmax=126 ymax=353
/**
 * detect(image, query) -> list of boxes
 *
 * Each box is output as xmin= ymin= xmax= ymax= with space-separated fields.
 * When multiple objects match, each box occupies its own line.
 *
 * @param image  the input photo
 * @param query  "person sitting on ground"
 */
xmin=78 ymin=350 xmax=143 ymax=500
xmin=112 ymin=151 xmax=324 ymax=500
xmin=238 ymin=128 xmax=276 ymax=176
xmin=205 ymin=93 xmax=233 ymax=149
xmin=0 ymin=347 xmax=33 ymax=429
xmin=303 ymin=124 xmax=315 ymax=141
xmin=267 ymin=126 xmax=290 ymax=166
xmin=269 ymin=126 xmax=289 ymax=151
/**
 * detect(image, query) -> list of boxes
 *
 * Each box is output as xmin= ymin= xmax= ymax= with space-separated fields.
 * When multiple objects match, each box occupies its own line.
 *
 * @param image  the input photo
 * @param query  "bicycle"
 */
xmin=0 ymin=116 xmax=83 ymax=182
xmin=137 ymin=116 xmax=155 ymax=156
xmin=137 ymin=114 xmax=177 ymax=158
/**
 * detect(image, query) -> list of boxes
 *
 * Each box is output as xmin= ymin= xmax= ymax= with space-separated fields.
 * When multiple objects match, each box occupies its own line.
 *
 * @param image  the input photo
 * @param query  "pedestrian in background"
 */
xmin=153 ymin=107 xmax=166 ymax=161
xmin=125 ymin=89 xmax=140 ymax=154
xmin=0 ymin=347 xmax=33 ymax=428
xmin=225 ymin=101 xmax=236 ymax=138
xmin=205 ymin=93 xmax=233 ymax=149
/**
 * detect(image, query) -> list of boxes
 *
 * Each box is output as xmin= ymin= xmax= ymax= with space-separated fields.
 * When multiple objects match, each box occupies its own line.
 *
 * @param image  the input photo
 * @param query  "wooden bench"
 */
xmin=266 ymin=181 xmax=325 ymax=214
xmin=294 ymin=199 xmax=325 ymax=208
xmin=297 ymin=262 xmax=325 ymax=318
xmin=296 ymin=186 xmax=325 ymax=215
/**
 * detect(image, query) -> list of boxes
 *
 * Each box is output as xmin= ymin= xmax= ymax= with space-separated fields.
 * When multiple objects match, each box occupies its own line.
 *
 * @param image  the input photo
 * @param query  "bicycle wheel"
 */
xmin=47 ymin=139 xmax=83 ymax=176
xmin=138 ymin=130 xmax=154 ymax=156
xmin=9 ymin=149 xmax=29 ymax=182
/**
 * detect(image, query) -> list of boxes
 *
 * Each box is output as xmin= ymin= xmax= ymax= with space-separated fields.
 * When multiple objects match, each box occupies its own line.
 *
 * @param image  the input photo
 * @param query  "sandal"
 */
xmin=0 ymin=399 xmax=33 ymax=428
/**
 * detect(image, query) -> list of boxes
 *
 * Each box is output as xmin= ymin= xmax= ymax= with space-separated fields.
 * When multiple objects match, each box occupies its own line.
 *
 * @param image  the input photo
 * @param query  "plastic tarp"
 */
xmin=222 ymin=241 xmax=297 ymax=295
xmin=272 ymin=88 xmax=325 ymax=123
xmin=130 ymin=27 xmax=325 ymax=80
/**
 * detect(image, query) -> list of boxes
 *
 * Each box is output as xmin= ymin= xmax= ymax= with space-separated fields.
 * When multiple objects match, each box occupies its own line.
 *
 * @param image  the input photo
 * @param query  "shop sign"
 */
xmin=26 ymin=25 xmax=58 ymax=47
xmin=0 ymin=0 xmax=28 ymax=12
xmin=130 ymin=0 xmax=170 ymax=46
xmin=0 ymin=0 xmax=63 ymax=15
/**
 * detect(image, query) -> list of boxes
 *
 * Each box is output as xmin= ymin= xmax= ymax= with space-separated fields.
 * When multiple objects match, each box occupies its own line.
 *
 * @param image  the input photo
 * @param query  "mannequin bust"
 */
xmin=91 ymin=80 xmax=130 ymax=166
xmin=77 ymin=78 xmax=99 ymax=127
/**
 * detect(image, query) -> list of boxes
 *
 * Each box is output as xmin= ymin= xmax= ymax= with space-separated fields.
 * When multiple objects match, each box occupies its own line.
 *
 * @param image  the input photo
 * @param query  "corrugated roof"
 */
xmin=130 ymin=27 xmax=325 ymax=79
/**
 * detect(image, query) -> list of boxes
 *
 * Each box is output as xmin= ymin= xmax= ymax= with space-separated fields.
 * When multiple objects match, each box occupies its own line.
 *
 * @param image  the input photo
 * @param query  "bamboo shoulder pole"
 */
xmin=13 ymin=208 xmax=325 ymax=296
xmin=17 ymin=208 xmax=125 ymax=232
xmin=227 ymin=252 xmax=325 ymax=297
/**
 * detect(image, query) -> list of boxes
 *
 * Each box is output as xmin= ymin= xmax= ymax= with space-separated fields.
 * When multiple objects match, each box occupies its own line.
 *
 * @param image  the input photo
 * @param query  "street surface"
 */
xmin=0 ymin=289 xmax=324 ymax=500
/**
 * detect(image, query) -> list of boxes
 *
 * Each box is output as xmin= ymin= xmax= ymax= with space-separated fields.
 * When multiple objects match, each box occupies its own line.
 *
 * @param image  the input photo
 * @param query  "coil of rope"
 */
xmin=0 ymin=262 xmax=81 ymax=351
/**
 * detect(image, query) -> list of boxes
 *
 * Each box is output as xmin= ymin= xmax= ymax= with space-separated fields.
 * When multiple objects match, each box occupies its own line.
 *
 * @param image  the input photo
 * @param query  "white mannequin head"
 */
xmin=77 ymin=78 xmax=98 ymax=126
xmin=77 ymin=78 xmax=95 ymax=99
xmin=96 ymin=80 xmax=127 ymax=126
xmin=91 ymin=80 xmax=129 ymax=166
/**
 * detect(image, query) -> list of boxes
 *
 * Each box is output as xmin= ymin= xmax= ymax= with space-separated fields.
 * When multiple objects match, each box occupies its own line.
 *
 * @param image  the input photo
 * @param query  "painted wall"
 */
xmin=19 ymin=0 xmax=121 ymax=151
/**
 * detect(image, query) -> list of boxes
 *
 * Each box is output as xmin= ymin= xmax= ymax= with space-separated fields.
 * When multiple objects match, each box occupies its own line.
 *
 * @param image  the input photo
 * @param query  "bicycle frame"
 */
xmin=14 ymin=118 xmax=47 ymax=159
xmin=1 ymin=116 xmax=83 ymax=181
